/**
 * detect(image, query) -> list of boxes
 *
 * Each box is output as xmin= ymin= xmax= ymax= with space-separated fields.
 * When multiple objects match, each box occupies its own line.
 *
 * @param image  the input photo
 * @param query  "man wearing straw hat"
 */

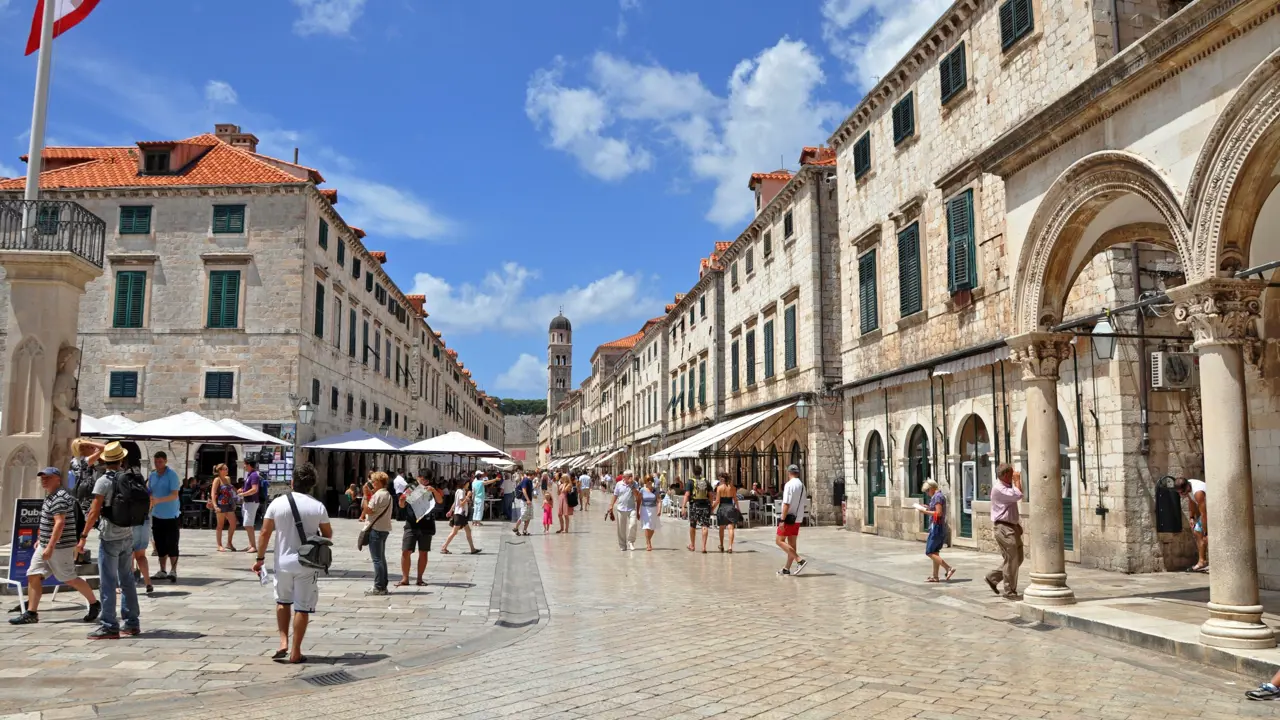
xmin=76 ymin=441 xmax=141 ymax=639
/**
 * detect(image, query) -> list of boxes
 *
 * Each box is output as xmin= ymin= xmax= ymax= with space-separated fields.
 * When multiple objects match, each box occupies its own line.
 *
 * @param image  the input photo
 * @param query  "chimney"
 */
xmin=213 ymin=123 xmax=259 ymax=153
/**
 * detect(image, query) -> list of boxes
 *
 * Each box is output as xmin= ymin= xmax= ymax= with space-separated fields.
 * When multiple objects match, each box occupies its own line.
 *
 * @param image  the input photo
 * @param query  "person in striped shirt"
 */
xmin=9 ymin=468 xmax=100 ymax=625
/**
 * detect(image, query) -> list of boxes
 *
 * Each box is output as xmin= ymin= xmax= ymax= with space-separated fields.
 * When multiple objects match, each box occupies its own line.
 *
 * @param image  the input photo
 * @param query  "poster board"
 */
xmin=8 ymin=499 xmax=60 ymax=588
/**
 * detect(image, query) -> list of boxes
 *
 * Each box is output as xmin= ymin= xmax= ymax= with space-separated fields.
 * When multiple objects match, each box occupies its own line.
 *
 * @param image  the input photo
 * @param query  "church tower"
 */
xmin=548 ymin=312 xmax=572 ymax=410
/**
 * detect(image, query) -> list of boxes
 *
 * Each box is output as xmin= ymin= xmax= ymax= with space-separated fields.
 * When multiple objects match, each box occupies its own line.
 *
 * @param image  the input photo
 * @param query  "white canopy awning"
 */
xmin=120 ymin=411 xmax=260 ymax=443
xmin=217 ymin=419 xmax=290 ymax=446
xmin=303 ymin=429 xmax=410 ymax=452
xmin=99 ymin=414 xmax=138 ymax=431
xmin=595 ymin=448 xmax=625 ymax=465
xmin=81 ymin=413 xmax=126 ymax=436
xmin=651 ymin=402 xmax=796 ymax=461
xmin=931 ymin=346 xmax=1010 ymax=376
xmin=400 ymin=431 xmax=510 ymax=458
xmin=482 ymin=458 xmax=516 ymax=469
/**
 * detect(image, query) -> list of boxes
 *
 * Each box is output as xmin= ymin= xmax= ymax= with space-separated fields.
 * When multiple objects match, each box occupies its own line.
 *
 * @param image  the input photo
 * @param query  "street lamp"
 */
xmin=1092 ymin=315 xmax=1116 ymax=361
xmin=292 ymin=399 xmax=314 ymax=483
xmin=296 ymin=399 xmax=315 ymax=426
xmin=795 ymin=397 xmax=811 ymax=420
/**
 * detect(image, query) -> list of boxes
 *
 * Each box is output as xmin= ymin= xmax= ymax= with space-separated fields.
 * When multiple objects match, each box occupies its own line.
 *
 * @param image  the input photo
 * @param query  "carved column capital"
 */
xmin=1006 ymin=332 xmax=1074 ymax=382
xmin=1167 ymin=278 xmax=1263 ymax=351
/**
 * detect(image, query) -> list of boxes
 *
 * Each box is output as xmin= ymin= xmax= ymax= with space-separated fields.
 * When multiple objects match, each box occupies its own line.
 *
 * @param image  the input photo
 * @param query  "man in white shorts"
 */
xmin=9 ymin=468 xmax=100 ymax=625
xmin=252 ymin=464 xmax=331 ymax=664
xmin=578 ymin=472 xmax=592 ymax=510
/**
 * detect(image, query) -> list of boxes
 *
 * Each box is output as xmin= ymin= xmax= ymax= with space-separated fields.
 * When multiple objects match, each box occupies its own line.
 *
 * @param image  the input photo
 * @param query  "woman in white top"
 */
xmin=440 ymin=479 xmax=480 ymax=555
xmin=638 ymin=475 xmax=662 ymax=551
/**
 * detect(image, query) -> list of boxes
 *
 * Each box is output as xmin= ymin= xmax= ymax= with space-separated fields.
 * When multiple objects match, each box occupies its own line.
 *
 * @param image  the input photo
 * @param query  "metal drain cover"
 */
xmin=303 ymin=670 xmax=357 ymax=687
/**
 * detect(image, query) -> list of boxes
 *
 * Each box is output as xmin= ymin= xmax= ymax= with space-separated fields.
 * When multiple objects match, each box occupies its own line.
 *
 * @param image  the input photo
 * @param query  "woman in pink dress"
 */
xmin=556 ymin=473 xmax=575 ymax=533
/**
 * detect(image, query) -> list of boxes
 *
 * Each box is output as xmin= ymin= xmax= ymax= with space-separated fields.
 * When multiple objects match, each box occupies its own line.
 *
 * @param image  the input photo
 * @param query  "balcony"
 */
xmin=0 ymin=198 xmax=106 ymax=268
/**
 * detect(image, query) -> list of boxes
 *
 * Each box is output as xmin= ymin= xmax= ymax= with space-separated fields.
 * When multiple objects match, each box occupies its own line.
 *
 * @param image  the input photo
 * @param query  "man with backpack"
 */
xmin=76 ymin=442 xmax=149 ymax=639
xmin=253 ymin=463 xmax=332 ymax=665
xmin=9 ymin=467 xmax=100 ymax=626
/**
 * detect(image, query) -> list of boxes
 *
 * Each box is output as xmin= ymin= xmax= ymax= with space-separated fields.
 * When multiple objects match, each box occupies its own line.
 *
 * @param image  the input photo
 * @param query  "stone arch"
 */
xmin=0 ymin=444 xmax=39 ymax=544
xmin=6 ymin=336 xmax=45 ymax=435
xmin=1187 ymin=46 xmax=1280 ymax=277
xmin=1014 ymin=151 xmax=1192 ymax=334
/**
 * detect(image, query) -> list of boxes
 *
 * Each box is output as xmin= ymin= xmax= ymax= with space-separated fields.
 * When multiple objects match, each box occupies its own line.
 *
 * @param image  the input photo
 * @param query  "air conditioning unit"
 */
xmin=1151 ymin=351 xmax=1198 ymax=390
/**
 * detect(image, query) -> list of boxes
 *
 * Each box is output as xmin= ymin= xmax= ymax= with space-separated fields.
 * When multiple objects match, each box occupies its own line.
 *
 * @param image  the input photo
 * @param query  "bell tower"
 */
xmin=548 ymin=311 xmax=572 ymax=410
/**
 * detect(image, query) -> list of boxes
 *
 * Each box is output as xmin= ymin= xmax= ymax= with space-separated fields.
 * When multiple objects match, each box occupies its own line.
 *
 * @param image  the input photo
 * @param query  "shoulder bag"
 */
xmin=357 ymin=493 xmax=390 ymax=551
xmin=286 ymin=493 xmax=333 ymax=574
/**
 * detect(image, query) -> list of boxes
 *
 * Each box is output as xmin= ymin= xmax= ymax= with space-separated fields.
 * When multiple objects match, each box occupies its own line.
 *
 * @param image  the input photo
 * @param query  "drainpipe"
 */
xmin=929 ymin=377 xmax=938 ymax=481
xmin=1000 ymin=362 xmax=1012 ymax=464
xmin=883 ymin=389 xmax=892 ymax=489
xmin=1073 ymin=341 xmax=1087 ymax=489
xmin=1132 ymin=242 xmax=1150 ymax=454
xmin=990 ymin=364 xmax=1001 ymax=465
xmin=1111 ymin=0 xmax=1123 ymax=55
xmin=940 ymin=375 xmax=950 ymax=489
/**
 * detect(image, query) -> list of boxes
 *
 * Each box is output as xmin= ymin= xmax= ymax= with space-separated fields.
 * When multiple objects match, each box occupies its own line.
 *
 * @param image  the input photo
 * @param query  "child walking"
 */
xmin=542 ymin=490 xmax=553 ymax=534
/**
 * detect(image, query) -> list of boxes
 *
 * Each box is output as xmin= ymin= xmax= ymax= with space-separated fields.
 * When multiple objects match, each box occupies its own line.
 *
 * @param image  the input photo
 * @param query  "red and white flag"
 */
xmin=25 ymin=0 xmax=101 ymax=56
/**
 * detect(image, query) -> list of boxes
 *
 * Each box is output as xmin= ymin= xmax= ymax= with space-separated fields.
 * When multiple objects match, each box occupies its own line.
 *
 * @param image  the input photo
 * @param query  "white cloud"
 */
xmin=526 ymin=39 xmax=842 ymax=226
xmin=411 ymin=263 xmax=661 ymax=336
xmin=292 ymin=0 xmax=367 ymax=37
xmin=495 ymin=353 xmax=546 ymax=394
xmin=525 ymin=61 xmax=653 ymax=182
xmin=324 ymin=172 xmax=455 ymax=241
xmin=616 ymin=0 xmax=641 ymax=40
xmin=821 ymin=0 xmax=951 ymax=87
xmin=204 ymin=80 xmax=238 ymax=105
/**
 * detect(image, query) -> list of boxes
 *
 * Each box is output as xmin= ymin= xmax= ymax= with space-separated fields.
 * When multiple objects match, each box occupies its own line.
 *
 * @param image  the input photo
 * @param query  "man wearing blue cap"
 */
xmin=9 ymin=468 xmax=100 ymax=625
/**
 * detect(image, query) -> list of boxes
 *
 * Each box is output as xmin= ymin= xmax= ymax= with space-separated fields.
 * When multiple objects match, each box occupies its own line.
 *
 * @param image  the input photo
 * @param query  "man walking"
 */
xmin=9 ymin=468 xmax=100 ymax=626
xmin=1174 ymin=477 xmax=1208 ymax=572
xmin=685 ymin=465 xmax=712 ymax=553
xmin=609 ymin=470 xmax=640 ymax=551
xmin=775 ymin=465 xmax=809 ymax=576
xmin=578 ymin=470 xmax=592 ymax=510
xmin=239 ymin=459 xmax=264 ymax=554
xmin=500 ymin=470 xmax=517 ymax=522
xmin=512 ymin=471 xmax=535 ymax=536
xmin=77 ymin=442 xmax=141 ymax=639
xmin=148 ymin=451 xmax=182 ymax=585
xmin=252 ymin=464 xmax=332 ymax=665
xmin=985 ymin=464 xmax=1024 ymax=599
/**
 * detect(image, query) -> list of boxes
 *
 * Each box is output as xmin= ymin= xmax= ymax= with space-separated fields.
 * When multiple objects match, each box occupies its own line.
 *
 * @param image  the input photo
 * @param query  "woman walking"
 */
xmin=915 ymin=480 xmax=955 ymax=583
xmin=441 ymin=480 xmax=480 ymax=554
xmin=361 ymin=471 xmax=393 ymax=595
xmin=207 ymin=463 xmax=240 ymax=552
xmin=638 ymin=475 xmax=662 ymax=551
xmin=557 ymin=473 xmax=576 ymax=533
xmin=470 ymin=471 xmax=487 ymax=527
xmin=713 ymin=472 xmax=742 ymax=553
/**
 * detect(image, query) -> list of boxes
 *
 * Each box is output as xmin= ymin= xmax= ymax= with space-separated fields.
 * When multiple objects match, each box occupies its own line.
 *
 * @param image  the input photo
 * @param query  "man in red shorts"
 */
xmin=775 ymin=464 xmax=809 ymax=576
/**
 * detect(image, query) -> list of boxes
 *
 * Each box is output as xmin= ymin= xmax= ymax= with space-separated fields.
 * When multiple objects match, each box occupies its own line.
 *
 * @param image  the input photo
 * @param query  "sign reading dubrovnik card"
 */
xmin=8 ymin=499 xmax=59 ymax=588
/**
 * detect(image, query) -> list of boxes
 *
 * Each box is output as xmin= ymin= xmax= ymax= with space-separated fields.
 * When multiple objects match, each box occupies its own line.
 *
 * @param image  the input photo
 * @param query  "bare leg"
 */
xmin=718 ymin=525 xmax=725 ymax=550
xmin=463 ymin=525 xmax=476 ymax=552
xmin=289 ymin=611 xmax=309 ymax=663
xmin=441 ymin=527 xmax=460 ymax=552
xmin=64 ymin=576 xmax=97 ymax=605
xmin=727 ymin=524 xmax=736 ymax=551
xmin=416 ymin=551 xmax=428 ymax=583
xmin=133 ymin=550 xmax=150 ymax=583
xmin=399 ymin=552 xmax=412 ymax=585
xmin=227 ymin=514 xmax=238 ymax=551
xmin=215 ymin=515 xmax=225 ymax=549
xmin=276 ymin=603 xmax=291 ymax=653
xmin=25 ymin=574 xmax=44 ymax=612
xmin=687 ymin=525 xmax=695 ymax=552
xmin=645 ymin=529 xmax=654 ymax=551
xmin=775 ymin=536 xmax=798 ymax=569
xmin=700 ymin=527 xmax=709 ymax=553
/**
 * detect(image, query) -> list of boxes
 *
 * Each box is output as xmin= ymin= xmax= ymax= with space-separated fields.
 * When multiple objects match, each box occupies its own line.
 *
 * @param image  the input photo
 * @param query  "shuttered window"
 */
xmin=892 ymin=92 xmax=915 ymax=145
xmin=331 ymin=386 xmax=339 ymax=412
xmin=108 ymin=371 xmax=138 ymax=398
xmin=365 ymin=272 xmax=374 ymax=293
xmin=746 ymin=330 xmax=757 ymax=386
xmin=113 ymin=271 xmax=146 ymax=328
xmin=940 ymin=42 xmax=968 ymax=104
xmin=858 ymin=250 xmax=879 ymax=334
xmin=204 ymin=371 xmax=235 ymax=399
xmin=763 ymin=319 xmax=775 ymax=379
xmin=311 ymin=378 xmax=321 ymax=405
xmin=946 ymin=189 xmax=977 ymax=294
xmin=211 ymin=205 xmax=245 ymax=234
xmin=698 ymin=361 xmax=707 ymax=406
xmin=999 ymin=0 xmax=1034 ymax=50
xmin=362 ymin=320 xmax=370 ymax=364
xmin=119 ymin=206 xmax=152 ymax=235
xmin=348 ymin=309 xmax=357 ymax=357
xmin=746 ymin=248 xmax=754 ymax=275
xmin=853 ymin=132 xmax=872 ymax=179
xmin=731 ymin=341 xmax=740 ymax=392
xmin=337 ymin=241 xmax=345 ymax=267
xmin=314 ymin=282 xmax=325 ymax=338
xmin=898 ymin=223 xmax=923 ymax=317
xmin=784 ymin=305 xmax=797 ymax=370
xmin=784 ymin=210 xmax=794 ymax=239
xmin=700 ymin=295 xmax=706 ymax=318
xmin=763 ymin=231 xmax=773 ymax=257
xmin=352 ymin=257 xmax=361 ymax=279
xmin=206 ymin=270 xmax=241 ymax=329
xmin=319 ymin=220 xmax=329 ymax=249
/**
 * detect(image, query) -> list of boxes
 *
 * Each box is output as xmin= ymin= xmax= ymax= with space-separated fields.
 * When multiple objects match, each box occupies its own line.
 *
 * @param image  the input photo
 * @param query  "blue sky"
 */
xmin=0 ymin=0 xmax=948 ymax=398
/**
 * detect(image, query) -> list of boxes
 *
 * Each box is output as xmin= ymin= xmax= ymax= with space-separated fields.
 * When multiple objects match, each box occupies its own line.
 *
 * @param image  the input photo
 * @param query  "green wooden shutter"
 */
xmin=1014 ymin=0 xmax=1033 ymax=38
xmin=212 ymin=205 xmax=245 ymax=234
xmin=893 ymin=93 xmax=915 ymax=144
xmin=319 ymin=220 xmax=329 ymax=249
xmin=941 ymin=43 xmax=967 ymax=103
xmin=859 ymin=250 xmax=878 ymax=334
xmin=337 ymin=241 xmax=345 ymax=267
xmin=1000 ymin=0 xmax=1033 ymax=49
xmin=898 ymin=224 xmax=922 ymax=317
xmin=746 ymin=331 xmax=756 ymax=385
xmin=947 ymin=190 xmax=976 ymax=294
xmin=208 ymin=271 xmax=240 ymax=328
xmin=784 ymin=305 xmax=797 ymax=370
xmin=699 ymin=361 xmax=706 ymax=406
xmin=854 ymin=132 xmax=871 ymax=179
xmin=763 ymin=320 xmax=775 ymax=378
xmin=109 ymin=371 xmax=137 ymax=398
xmin=731 ymin=341 xmax=740 ymax=392
xmin=119 ymin=207 xmax=151 ymax=234
xmin=999 ymin=0 xmax=1016 ymax=47
xmin=113 ymin=271 xmax=145 ymax=328
xmin=314 ymin=282 xmax=325 ymax=338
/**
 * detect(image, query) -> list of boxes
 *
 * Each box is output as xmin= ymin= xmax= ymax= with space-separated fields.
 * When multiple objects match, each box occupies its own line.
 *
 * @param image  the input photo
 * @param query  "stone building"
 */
xmin=0 ymin=125 xmax=502 ymax=497
xmin=503 ymin=413 xmax=541 ymax=468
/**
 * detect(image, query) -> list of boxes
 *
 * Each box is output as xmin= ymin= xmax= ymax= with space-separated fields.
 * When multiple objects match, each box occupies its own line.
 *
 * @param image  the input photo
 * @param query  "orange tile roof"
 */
xmin=350 ymin=226 xmax=367 ymax=239
xmin=715 ymin=241 xmax=732 ymax=253
xmin=446 ymin=349 xmax=458 ymax=358
xmin=320 ymin=188 xmax=338 ymax=204
xmin=370 ymin=251 xmax=387 ymax=264
xmin=800 ymin=146 xmax=836 ymax=166
xmin=405 ymin=294 xmax=426 ymax=316
xmin=0 ymin=133 xmax=307 ymax=191
xmin=20 ymin=147 xmax=127 ymax=162
xmin=748 ymin=170 xmax=792 ymax=190
xmin=598 ymin=330 xmax=645 ymax=351
xmin=665 ymin=303 xmax=676 ymax=313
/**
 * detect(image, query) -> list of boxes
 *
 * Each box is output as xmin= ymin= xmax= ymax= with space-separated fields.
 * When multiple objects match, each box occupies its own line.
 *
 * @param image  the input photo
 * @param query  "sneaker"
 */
xmin=793 ymin=559 xmax=809 ymax=576
xmin=985 ymin=577 xmax=1000 ymax=595
xmin=121 ymin=625 xmax=141 ymax=637
xmin=169 ymin=573 xmax=178 ymax=584
xmin=627 ymin=542 xmax=635 ymax=551
xmin=151 ymin=570 xmax=169 ymax=581
xmin=82 ymin=602 xmax=101 ymax=623
xmin=777 ymin=568 xmax=792 ymax=576
xmin=145 ymin=584 xmax=154 ymax=595
xmin=8 ymin=611 xmax=37 ymax=625
xmin=87 ymin=626 xmax=120 ymax=640
xmin=1247 ymin=683 xmax=1280 ymax=701
xmin=364 ymin=588 xmax=388 ymax=596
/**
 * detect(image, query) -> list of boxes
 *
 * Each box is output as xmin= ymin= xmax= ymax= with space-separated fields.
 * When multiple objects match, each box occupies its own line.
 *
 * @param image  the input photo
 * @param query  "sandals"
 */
xmin=440 ymin=548 xmax=452 ymax=554
xmin=686 ymin=545 xmax=695 ymax=552
xmin=945 ymin=567 xmax=957 ymax=581
xmin=394 ymin=581 xmax=410 ymax=587
xmin=470 ymin=549 xmax=482 ymax=555
xmin=925 ymin=577 xmax=940 ymax=583
xmin=416 ymin=580 xmax=427 ymax=587
xmin=271 ymin=649 xmax=288 ymax=659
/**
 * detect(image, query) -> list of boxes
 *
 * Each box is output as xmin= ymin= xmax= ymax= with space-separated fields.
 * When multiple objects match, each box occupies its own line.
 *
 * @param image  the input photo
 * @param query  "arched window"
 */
xmin=749 ymin=448 xmax=759 ymax=488
xmin=907 ymin=425 xmax=930 ymax=497
xmin=865 ymin=432 xmax=885 ymax=498
xmin=790 ymin=440 xmax=803 ymax=473
xmin=768 ymin=444 xmax=779 ymax=493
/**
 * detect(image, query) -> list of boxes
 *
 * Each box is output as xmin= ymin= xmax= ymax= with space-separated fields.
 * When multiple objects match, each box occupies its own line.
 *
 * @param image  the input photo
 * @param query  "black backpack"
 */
xmin=105 ymin=469 xmax=151 ymax=527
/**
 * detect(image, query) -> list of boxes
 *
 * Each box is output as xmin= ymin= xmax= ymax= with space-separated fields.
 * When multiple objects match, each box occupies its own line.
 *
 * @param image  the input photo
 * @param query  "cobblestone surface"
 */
xmin=5 ymin=515 xmax=1278 ymax=719
xmin=0 ymin=518 xmax=497 ymax=712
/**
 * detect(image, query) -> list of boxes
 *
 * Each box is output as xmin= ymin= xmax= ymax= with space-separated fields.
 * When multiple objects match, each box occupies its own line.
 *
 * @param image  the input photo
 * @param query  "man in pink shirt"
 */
xmin=985 ymin=464 xmax=1023 ymax=599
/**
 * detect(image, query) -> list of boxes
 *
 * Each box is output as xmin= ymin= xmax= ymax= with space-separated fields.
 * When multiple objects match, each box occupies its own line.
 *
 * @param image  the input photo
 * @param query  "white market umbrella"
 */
xmin=303 ymin=428 xmax=410 ymax=452
xmin=98 ymin=414 xmax=138 ymax=431
xmin=481 ymin=457 xmax=515 ymax=469
xmin=121 ymin=411 xmax=259 ymax=443
xmin=400 ymin=431 xmax=510 ymax=458
xmin=81 ymin=413 xmax=123 ymax=436
xmin=217 ymin=418 xmax=290 ymax=446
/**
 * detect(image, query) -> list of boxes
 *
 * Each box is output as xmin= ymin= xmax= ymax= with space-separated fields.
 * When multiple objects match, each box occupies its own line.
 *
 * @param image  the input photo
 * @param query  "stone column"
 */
xmin=1169 ymin=278 xmax=1276 ymax=649
xmin=1007 ymin=332 xmax=1075 ymax=606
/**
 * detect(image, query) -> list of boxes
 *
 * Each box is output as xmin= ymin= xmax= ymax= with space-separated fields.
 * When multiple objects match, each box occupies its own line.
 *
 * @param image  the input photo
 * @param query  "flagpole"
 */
xmin=22 ymin=0 xmax=58 ymax=231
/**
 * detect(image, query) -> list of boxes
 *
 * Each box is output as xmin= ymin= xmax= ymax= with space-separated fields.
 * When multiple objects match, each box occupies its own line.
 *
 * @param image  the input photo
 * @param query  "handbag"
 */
xmin=567 ymin=489 xmax=579 ymax=508
xmin=357 ymin=494 xmax=390 ymax=551
xmin=286 ymin=493 xmax=333 ymax=574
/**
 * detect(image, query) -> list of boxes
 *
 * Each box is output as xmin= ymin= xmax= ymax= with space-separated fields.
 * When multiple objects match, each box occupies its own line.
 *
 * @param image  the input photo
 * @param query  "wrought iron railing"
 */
xmin=0 ymin=198 xmax=106 ymax=268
